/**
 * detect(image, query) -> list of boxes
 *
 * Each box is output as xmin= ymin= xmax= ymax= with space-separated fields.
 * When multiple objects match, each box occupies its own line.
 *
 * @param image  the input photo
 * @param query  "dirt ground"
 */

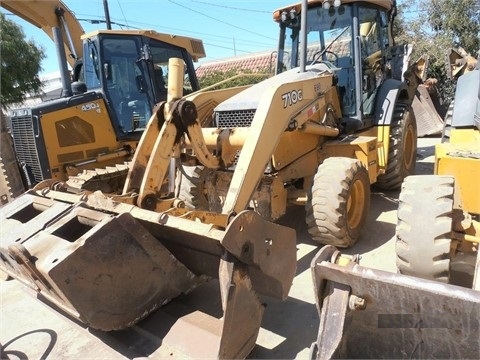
xmin=0 ymin=137 xmax=440 ymax=360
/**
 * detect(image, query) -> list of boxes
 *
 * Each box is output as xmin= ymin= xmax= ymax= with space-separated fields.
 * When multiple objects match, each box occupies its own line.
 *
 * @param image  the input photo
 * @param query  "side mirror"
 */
xmin=72 ymin=81 xmax=87 ymax=94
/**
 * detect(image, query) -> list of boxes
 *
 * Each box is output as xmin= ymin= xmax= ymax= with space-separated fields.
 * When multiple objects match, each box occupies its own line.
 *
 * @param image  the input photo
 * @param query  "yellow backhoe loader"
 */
xmin=1 ymin=0 xmax=427 ymax=357
xmin=168 ymin=0 xmax=422 ymax=249
xmin=0 ymin=0 xmax=205 ymax=192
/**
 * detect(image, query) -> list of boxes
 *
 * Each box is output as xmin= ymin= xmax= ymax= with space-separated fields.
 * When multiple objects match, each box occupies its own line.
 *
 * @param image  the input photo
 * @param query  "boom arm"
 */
xmin=1 ymin=0 xmax=84 ymax=67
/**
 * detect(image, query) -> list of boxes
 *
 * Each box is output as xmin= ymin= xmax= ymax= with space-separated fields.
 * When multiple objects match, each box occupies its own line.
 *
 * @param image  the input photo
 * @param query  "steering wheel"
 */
xmin=311 ymin=50 xmax=339 ymax=67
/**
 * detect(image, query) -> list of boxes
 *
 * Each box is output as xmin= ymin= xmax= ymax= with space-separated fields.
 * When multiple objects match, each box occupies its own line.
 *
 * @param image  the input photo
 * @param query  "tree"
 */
xmin=0 ymin=12 xmax=46 ymax=109
xmin=427 ymin=0 xmax=479 ymax=54
xmin=394 ymin=0 xmax=479 ymax=104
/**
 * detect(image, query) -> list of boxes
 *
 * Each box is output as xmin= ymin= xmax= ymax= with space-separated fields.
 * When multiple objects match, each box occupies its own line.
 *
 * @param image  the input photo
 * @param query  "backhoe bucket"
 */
xmin=310 ymin=246 xmax=480 ymax=359
xmin=0 ymin=190 xmax=297 ymax=358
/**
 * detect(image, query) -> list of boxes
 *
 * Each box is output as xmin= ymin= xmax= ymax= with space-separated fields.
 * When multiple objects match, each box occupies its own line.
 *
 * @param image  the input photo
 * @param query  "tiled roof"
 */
xmin=196 ymin=50 xmax=278 ymax=77
xmin=195 ymin=40 xmax=351 ymax=77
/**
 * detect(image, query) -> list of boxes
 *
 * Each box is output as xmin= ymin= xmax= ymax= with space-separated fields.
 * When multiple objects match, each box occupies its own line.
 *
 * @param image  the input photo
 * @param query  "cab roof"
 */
xmin=273 ymin=0 xmax=394 ymax=22
xmin=82 ymin=29 xmax=206 ymax=61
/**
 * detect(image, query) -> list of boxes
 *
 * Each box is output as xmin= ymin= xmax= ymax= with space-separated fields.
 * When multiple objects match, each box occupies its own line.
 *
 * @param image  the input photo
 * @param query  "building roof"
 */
xmin=196 ymin=50 xmax=279 ymax=77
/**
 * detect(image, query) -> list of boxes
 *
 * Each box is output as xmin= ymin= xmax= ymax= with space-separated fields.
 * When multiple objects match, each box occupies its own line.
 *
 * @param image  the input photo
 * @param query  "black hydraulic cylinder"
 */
xmin=53 ymin=26 xmax=73 ymax=98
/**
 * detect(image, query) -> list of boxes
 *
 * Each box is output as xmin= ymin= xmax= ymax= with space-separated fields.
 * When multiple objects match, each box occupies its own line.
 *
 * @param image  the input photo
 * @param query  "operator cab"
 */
xmin=275 ymin=0 xmax=395 ymax=130
xmin=77 ymin=31 xmax=202 ymax=139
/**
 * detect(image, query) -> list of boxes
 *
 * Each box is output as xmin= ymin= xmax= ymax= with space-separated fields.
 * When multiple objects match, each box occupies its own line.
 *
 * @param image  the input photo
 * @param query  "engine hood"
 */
xmin=214 ymin=65 xmax=334 ymax=112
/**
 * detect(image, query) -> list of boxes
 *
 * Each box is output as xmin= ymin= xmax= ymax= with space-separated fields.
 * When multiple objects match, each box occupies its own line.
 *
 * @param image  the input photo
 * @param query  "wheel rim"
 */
xmin=403 ymin=121 xmax=416 ymax=170
xmin=346 ymin=178 xmax=365 ymax=230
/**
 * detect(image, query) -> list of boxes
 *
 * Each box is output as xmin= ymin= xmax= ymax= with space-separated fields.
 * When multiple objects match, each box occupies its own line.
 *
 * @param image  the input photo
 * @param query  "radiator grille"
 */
xmin=10 ymin=113 xmax=44 ymax=182
xmin=215 ymin=109 xmax=255 ymax=128
xmin=214 ymin=109 xmax=270 ymax=171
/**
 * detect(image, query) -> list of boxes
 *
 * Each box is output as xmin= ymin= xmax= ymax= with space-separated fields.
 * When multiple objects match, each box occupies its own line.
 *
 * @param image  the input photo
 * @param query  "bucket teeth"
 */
xmin=65 ymin=165 xmax=129 ymax=194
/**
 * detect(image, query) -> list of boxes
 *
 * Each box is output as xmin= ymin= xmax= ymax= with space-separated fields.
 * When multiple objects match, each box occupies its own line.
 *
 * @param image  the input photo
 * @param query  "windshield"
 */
xmin=278 ymin=5 xmax=356 ymax=115
xmin=278 ymin=6 xmax=353 ymax=70
xmin=96 ymin=36 xmax=200 ymax=137
xmin=100 ymin=37 xmax=152 ymax=135
xmin=307 ymin=7 xmax=353 ymax=67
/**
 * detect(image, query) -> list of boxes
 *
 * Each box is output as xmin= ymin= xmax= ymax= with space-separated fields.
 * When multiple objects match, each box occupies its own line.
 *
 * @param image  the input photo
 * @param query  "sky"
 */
xmin=1 ymin=0 xmax=287 ymax=76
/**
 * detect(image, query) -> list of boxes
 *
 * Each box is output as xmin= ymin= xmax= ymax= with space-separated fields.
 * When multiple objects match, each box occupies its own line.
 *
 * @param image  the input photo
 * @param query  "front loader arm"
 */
xmin=137 ymin=102 xmax=184 ymax=209
xmin=136 ymin=99 xmax=227 ymax=209
xmin=222 ymin=75 xmax=340 ymax=216
xmin=124 ymin=58 xmax=225 ymax=210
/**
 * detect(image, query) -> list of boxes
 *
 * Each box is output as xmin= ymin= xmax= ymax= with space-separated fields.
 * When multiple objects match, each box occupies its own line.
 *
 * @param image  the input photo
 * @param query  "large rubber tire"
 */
xmin=376 ymin=102 xmax=417 ymax=190
xmin=396 ymin=175 xmax=453 ymax=283
xmin=178 ymin=165 xmax=209 ymax=210
xmin=306 ymin=157 xmax=371 ymax=248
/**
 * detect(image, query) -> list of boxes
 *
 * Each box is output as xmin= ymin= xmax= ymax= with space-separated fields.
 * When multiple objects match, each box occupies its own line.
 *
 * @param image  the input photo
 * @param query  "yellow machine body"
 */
xmin=435 ymin=128 xmax=480 ymax=214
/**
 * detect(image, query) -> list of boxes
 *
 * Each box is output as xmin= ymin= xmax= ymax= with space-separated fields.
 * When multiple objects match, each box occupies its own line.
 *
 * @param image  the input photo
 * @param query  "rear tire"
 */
xmin=306 ymin=157 xmax=370 ymax=248
xmin=396 ymin=175 xmax=453 ymax=283
xmin=376 ymin=102 xmax=417 ymax=190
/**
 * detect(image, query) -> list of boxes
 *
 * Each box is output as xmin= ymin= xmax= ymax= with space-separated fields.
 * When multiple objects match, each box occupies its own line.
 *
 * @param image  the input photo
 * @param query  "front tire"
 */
xmin=396 ymin=175 xmax=453 ymax=283
xmin=306 ymin=157 xmax=371 ymax=248
xmin=376 ymin=102 xmax=417 ymax=190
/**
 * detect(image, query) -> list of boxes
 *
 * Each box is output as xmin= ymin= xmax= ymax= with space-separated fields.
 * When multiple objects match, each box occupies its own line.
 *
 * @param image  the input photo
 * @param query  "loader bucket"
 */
xmin=412 ymin=84 xmax=444 ymax=137
xmin=310 ymin=246 xmax=480 ymax=359
xmin=0 ymin=192 xmax=199 ymax=331
xmin=0 ymin=190 xmax=297 ymax=358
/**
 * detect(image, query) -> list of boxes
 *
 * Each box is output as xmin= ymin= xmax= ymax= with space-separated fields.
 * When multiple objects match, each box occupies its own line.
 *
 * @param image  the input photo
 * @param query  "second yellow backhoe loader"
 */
xmin=0 ymin=0 xmax=205 ymax=192
xmin=1 ymin=0 xmax=427 ymax=358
